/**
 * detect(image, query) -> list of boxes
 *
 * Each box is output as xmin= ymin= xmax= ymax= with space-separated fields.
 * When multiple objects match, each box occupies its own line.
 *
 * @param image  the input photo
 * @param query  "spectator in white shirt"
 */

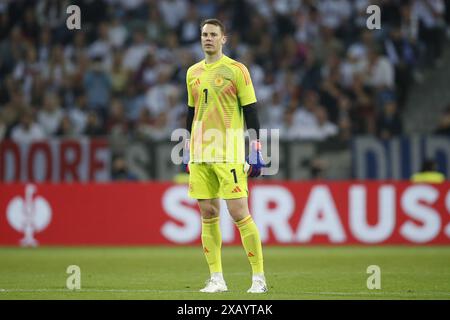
xmin=317 ymin=0 xmax=352 ymax=30
xmin=413 ymin=0 xmax=446 ymax=29
xmin=69 ymin=93 xmax=89 ymax=135
xmin=295 ymin=105 xmax=338 ymax=141
xmin=37 ymin=92 xmax=64 ymax=136
xmin=177 ymin=6 xmax=200 ymax=46
xmin=282 ymin=91 xmax=317 ymax=140
xmin=12 ymin=46 xmax=42 ymax=104
xmin=294 ymin=90 xmax=321 ymax=128
xmin=64 ymin=31 xmax=88 ymax=65
xmin=353 ymin=0 xmax=371 ymax=29
xmin=412 ymin=0 xmax=446 ymax=66
xmin=158 ymin=0 xmax=188 ymax=29
xmin=11 ymin=110 xmax=46 ymax=144
xmin=122 ymin=30 xmax=152 ymax=72
xmin=145 ymin=67 xmax=176 ymax=117
xmin=365 ymin=46 xmax=395 ymax=90
xmin=341 ymin=45 xmax=368 ymax=89
xmin=108 ymin=15 xmax=128 ymax=49
xmin=42 ymin=44 xmax=74 ymax=91
xmin=116 ymin=0 xmax=145 ymax=12
xmin=263 ymin=91 xmax=285 ymax=130
xmin=312 ymin=106 xmax=339 ymax=141
xmin=295 ymin=6 xmax=321 ymax=45
xmin=89 ymin=21 xmax=113 ymax=70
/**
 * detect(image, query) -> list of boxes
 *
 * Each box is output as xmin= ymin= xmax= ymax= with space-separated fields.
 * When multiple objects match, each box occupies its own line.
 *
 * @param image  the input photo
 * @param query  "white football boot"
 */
xmin=200 ymin=274 xmax=228 ymax=293
xmin=247 ymin=274 xmax=268 ymax=293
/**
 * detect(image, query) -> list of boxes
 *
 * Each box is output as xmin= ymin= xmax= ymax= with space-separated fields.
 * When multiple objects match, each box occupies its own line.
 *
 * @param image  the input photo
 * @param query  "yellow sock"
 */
xmin=201 ymin=217 xmax=222 ymax=274
xmin=236 ymin=215 xmax=264 ymax=275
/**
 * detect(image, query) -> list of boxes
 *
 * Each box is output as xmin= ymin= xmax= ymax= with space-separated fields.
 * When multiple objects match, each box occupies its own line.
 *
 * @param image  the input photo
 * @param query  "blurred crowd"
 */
xmin=1 ymin=0 xmax=450 ymax=151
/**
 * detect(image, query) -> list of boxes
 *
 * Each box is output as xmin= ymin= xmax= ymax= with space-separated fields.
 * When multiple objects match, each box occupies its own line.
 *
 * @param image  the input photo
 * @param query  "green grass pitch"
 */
xmin=0 ymin=246 xmax=449 ymax=300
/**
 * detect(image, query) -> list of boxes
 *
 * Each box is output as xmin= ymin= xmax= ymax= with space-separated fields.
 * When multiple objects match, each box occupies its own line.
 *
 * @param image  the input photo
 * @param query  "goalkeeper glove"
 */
xmin=246 ymin=140 xmax=265 ymax=178
xmin=182 ymin=139 xmax=190 ymax=173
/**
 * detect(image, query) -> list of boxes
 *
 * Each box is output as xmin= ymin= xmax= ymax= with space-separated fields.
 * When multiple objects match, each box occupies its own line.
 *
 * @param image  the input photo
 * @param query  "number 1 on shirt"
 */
xmin=203 ymin=88 xmax=208 ymax=104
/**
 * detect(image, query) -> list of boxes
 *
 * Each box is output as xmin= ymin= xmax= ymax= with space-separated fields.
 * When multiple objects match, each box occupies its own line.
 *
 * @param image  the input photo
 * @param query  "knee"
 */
xmin=227 ymin=203 xmax=248 ymax=222
xmin=200 ymin=204 xmax=219 ymax=219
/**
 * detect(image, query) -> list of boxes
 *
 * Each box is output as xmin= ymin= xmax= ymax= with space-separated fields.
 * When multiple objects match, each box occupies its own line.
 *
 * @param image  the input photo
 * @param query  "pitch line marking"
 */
xmin=0 ymin=288 xmax=199 ymax=293
xmin=1 ymin=288 xmax=450 ymax=297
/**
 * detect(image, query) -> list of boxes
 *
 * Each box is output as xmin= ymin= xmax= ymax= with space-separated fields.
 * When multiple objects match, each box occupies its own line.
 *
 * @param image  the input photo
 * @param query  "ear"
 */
xmin=222 ymin=35 xmax=227 ymax=45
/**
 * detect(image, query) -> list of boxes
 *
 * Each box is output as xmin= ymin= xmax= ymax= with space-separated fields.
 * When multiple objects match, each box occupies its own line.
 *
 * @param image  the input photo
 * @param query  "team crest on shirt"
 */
xmin=214 ymin=76 xmax=224 ymax=87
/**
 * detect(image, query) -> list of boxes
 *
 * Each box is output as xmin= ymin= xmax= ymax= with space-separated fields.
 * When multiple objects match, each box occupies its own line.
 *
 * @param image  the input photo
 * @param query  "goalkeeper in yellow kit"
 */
xmin=183 ymin=19 xmax=267 ymax=293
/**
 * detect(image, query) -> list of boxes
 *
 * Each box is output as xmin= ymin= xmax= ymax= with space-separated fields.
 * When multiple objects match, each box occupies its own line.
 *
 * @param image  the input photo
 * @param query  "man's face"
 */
xmin=21 ymin=114 xmax=32 ymax=129
xmin=201 ymin=24 xmax=225 ymax=55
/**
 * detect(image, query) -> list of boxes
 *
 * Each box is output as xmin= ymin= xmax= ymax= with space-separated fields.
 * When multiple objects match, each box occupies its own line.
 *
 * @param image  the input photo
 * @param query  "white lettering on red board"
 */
xmin=161 ymin=184 xmax=450 ymax=244
xmin=0 ymin=139 xmax=109 ymax=182
xmin=349 ymin=185 xmax=396 ymax=243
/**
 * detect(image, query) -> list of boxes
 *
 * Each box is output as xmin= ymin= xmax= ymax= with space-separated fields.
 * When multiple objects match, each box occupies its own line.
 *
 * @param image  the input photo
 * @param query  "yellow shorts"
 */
xmin=188 ymin=163 xmax=248 ymax=199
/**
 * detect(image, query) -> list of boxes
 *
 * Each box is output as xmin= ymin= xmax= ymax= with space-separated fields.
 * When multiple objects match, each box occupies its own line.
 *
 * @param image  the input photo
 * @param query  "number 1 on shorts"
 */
xmin=230 ymin=168 xmax=237 ymax=183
